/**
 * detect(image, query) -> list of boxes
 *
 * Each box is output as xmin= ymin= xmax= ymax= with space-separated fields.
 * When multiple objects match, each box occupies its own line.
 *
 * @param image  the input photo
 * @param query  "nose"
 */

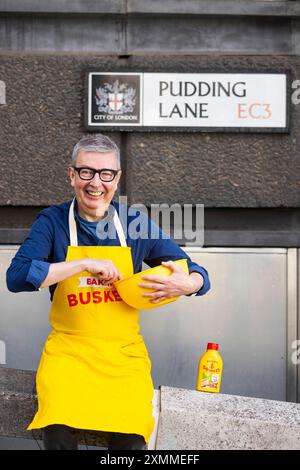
xmin=89 ymin=172 xmax=104 ymax=186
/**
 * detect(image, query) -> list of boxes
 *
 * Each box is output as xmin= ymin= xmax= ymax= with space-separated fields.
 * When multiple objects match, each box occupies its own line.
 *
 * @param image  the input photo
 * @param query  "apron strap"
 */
xmin=113 ymin=206 xmax=127 ymax=247
xmin=69 ymin=198 xmax=78 ymax=247
xmin=68 ymin=198 xmax=127 ymax=247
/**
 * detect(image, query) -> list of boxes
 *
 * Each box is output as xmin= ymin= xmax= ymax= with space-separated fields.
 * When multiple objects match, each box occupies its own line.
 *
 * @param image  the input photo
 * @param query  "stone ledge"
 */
xmin=2 ymin=368 xmax=300 ymax=450
xmin=157 ymin=386 xmax=300 ymax=450
xmin=0 ymin=1 xmax=299 ymax=17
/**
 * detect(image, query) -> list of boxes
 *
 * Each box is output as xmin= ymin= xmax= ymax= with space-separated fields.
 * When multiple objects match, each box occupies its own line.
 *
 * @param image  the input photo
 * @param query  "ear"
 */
xmin=68 ymin=167 xmax=75 ymax=188
xmin=115 ymin=169 xmax=122 ymax=186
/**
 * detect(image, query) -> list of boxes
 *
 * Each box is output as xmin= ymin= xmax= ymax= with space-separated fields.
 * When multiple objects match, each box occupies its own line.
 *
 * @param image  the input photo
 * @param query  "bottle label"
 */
xmin=211 ymin=374 xmax=219 ymax=384
xmin=200 ymin=362 xmax=221 ymax=390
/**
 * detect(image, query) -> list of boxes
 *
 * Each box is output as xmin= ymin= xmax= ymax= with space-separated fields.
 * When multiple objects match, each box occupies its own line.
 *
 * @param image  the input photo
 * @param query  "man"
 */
xmin=6 ymin=134 xmax=210 ymax=450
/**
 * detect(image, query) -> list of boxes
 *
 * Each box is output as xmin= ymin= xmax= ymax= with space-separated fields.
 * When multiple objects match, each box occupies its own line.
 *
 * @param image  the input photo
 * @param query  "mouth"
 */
xmin=85 ymin=190 xmax=105 ymax=198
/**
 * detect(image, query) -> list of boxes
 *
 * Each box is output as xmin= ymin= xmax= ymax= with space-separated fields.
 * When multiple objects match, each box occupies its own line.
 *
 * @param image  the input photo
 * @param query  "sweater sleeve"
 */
xmin=142 ymin=216 xmax=211 ymax=297
xmin=6 ymin=211 xmax=54 ymax=293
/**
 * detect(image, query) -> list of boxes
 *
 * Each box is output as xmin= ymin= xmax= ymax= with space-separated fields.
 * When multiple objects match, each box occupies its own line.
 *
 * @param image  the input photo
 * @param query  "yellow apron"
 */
xmin=28 ymin=200 xmax=154 ymax=443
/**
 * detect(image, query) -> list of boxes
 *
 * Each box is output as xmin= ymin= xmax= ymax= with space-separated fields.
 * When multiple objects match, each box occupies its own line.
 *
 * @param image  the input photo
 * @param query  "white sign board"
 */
xmin=86 ymin=73 xmax=287 ymax=130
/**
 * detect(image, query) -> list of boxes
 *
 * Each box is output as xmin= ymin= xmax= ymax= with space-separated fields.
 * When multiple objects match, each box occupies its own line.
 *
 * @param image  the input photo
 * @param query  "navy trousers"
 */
xmin=43 ymin=424 xmax=147 ymax=450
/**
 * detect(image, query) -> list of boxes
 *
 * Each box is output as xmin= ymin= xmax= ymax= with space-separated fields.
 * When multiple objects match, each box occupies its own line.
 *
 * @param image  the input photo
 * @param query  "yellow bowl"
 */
xmin=114 ymin=259 xmax=189 ymax=310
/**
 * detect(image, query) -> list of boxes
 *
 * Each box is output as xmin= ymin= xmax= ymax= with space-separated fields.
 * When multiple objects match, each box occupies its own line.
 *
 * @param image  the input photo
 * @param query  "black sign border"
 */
xmin=84 ymin=68 xmax=291 ymax=134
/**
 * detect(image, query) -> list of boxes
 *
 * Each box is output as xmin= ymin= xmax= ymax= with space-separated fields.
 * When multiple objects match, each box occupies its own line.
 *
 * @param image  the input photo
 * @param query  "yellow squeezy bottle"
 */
xmin=196 ymin=343 xmax=223 ymax=393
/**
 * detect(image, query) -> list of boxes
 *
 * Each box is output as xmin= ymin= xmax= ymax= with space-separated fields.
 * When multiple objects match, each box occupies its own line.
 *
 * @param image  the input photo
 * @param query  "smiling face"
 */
xmin=68 ymin=150 xmax=121 ymax=221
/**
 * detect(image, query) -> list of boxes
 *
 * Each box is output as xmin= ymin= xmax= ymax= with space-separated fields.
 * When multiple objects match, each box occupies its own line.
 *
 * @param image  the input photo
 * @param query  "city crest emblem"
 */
xmin=88 ymin=72 xmax=141 ymax=126
xmin=95 ymin=80 xmax=136 ymax=115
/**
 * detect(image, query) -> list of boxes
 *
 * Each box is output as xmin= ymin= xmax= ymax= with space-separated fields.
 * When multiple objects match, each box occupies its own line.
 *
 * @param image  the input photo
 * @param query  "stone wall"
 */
xmin=1 ymin=2 xmax=300 ymax=245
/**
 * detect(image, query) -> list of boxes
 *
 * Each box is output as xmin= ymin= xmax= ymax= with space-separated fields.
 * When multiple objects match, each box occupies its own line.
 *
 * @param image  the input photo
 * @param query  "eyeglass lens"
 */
xmin=76 ymin=168 xmax=117 ymax=181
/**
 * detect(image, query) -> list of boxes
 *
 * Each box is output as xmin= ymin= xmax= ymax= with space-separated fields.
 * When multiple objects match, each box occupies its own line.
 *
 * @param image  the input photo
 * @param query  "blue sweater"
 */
xmin=6 ymin=199 xmax=210 ymax=300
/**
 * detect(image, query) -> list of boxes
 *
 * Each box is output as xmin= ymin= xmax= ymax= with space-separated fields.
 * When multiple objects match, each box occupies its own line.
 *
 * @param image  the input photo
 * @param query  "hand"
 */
xmin=138 ymin=260 xmax=203 ymax=304
xmin=84 ymin=258 xmax=123 ymax=285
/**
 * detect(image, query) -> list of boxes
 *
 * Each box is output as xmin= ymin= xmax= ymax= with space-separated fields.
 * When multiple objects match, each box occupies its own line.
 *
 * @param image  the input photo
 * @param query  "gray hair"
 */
xmin=71 ymin=134 xmax=120 ymax=167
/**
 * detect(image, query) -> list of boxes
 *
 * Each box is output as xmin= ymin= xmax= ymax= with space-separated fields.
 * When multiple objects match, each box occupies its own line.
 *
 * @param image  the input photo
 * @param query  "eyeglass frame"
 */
xmin=72 ymin=166 xmax=121 ymax=182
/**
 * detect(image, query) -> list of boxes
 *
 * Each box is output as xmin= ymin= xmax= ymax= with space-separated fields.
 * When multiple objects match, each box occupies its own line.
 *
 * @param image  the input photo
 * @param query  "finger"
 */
xmin=151 ymin=296 xmax=168 ymax=303
xmin=150 ymin=295 xmax=168 ymax=304
xmin=138 ymin=282 xmax=166 ymax=290
xmin=112 ymin=271 xmax=123 ymax=282
xmin=97 ymin=273 xmax=114 ymax=285
xmin=110 ymin=264 xmax=123 ymax=281
xmin=104 ymin=270 xmax=114 ymax=279
xmin=162 ymin=260 xmax=181 ymax=272
xmin=97 ymin=269 xmax=113 ymax=280
xmin=109 ymin=269 xmax=122 ymax=282
xmin=142 ymin=291 xmax=165 ymax=298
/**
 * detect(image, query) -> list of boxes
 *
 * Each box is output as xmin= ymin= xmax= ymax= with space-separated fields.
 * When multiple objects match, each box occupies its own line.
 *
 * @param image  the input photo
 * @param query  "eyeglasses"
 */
xmin=72 ymin=167 xmax=120 ymax=182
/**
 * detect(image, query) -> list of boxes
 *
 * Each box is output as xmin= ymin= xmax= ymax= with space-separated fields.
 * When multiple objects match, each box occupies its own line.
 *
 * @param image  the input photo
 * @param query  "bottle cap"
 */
xmin=207 ymin=342 xmax=219 ymax=350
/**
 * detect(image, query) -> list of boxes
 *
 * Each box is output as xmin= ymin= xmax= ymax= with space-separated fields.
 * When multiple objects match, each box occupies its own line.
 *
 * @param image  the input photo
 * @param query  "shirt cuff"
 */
xmin=26 ymin=260 xmax=51 ymax=290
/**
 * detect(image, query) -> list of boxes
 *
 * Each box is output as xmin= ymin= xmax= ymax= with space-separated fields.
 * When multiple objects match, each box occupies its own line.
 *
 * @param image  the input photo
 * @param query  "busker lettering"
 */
xmin=67 ymin=290 xmax=122 ymax=307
